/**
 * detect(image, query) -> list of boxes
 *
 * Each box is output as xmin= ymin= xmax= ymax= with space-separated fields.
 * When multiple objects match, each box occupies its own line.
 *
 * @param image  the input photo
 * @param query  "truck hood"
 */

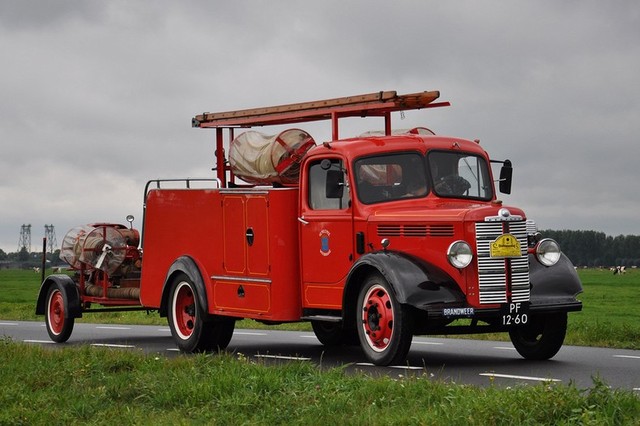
xmin=367 ymin=201 xmax=526 ymax=224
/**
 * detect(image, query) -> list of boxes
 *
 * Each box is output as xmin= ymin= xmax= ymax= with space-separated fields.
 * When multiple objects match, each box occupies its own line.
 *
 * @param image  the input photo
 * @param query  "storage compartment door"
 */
xmin=246 ymin=196 xmax=270 ymax=276
xmin=222 ymin=196 xmax=247 ymax=274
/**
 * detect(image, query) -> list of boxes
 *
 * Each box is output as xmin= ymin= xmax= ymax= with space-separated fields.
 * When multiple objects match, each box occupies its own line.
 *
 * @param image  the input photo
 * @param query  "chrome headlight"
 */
xmin=536 ymin=238 xmax=561 ymax=266
xmin=447 ymin=240 xmax=473 ymax=269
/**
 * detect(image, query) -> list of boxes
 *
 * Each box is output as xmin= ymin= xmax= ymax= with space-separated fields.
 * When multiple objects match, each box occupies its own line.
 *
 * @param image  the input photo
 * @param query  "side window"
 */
xmin=308 ymin=159 xmax=350 ymax=210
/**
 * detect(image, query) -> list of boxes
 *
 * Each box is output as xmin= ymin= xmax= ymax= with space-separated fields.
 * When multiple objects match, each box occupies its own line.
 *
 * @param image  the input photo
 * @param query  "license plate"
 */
xmin=501 ymin=302 xmax=529 ymax=326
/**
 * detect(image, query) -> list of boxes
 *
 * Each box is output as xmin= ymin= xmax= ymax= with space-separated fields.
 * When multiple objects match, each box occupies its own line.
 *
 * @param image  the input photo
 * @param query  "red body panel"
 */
xmin=140 ymin=187 xmax=302 ymax=321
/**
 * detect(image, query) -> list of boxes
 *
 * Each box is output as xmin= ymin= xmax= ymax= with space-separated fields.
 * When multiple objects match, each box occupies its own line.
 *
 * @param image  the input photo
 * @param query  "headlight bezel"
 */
xmin=535 ymin=238 xmax=561 ymax=266
xmin=447 ymin=240 xmax=473 ymax=269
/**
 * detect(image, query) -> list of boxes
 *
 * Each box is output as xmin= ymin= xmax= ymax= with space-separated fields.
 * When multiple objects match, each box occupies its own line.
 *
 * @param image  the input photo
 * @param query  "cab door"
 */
xmin=299 ymin=158 xmax=353 ymax=309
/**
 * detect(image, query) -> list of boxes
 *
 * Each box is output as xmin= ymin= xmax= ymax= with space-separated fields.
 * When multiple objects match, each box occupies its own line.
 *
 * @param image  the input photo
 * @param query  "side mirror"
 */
xmin=326 ymin=169 xmax=344 ymax=199
xmin=499 ymin=160 xmax=513 ymax=194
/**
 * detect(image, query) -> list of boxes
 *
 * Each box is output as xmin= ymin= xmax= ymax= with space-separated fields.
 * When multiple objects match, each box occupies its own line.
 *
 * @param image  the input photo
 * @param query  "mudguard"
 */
xmin=529 ymin=252 xmax=583 ymax=311
xmin=159 ymin=256 xmax=209 ymax=317
xmin=35 ymin=274 xmax=82 ymax=318
xmin=345 ymin=251 xmax=465 ymax=310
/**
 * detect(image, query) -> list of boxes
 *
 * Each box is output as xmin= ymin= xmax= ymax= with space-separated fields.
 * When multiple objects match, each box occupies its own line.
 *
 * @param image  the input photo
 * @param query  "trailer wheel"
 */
xmin=357 ymin=273 xmax=413 ymax=366
xmin=168 ymin=273 xmax=234 ymax=353
xmin=45 ymin=284 xmax=74 ymax=343
xmin=509 ymin=312 xmax=567 ymax=360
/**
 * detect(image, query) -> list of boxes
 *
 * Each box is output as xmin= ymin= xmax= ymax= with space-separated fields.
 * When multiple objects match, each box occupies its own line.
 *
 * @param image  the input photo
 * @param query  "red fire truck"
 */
xmin=36 ymin=90 xmax=582 ymax=365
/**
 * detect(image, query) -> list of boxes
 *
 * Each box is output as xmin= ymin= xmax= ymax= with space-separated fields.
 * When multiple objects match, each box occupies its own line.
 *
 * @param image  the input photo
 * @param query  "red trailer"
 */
xmin=36 ymin=90 xmax=582 ymax=365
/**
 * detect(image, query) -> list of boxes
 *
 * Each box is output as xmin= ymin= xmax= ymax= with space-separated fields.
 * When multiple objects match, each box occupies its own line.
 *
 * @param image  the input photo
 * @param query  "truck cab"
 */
xmin=295 ymin=127 xmax=581 ymax=364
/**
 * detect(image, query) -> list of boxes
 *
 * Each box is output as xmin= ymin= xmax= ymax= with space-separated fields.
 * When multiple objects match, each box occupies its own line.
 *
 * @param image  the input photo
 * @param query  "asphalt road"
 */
xmin=1 ymin=320 xmax=639 ymax=392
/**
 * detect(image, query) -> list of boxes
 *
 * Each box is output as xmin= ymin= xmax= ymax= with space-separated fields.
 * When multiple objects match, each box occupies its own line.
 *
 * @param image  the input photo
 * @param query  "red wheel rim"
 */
xmin=47 ymin=289 xmax=65 ymax=335
xmin=173 ymin=282 xmax=196 ymax=339
xmin=361 ymin=284 xmax=394 ymax=352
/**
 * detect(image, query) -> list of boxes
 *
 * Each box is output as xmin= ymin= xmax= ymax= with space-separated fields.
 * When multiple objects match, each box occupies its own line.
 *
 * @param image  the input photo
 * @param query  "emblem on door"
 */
xmin=319 ymin=229 xmax=331 ymax=256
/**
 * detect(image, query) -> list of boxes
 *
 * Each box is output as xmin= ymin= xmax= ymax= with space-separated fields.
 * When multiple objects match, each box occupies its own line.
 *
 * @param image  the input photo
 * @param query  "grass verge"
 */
xmin=1 ymin=338 xmax=638 ymax=425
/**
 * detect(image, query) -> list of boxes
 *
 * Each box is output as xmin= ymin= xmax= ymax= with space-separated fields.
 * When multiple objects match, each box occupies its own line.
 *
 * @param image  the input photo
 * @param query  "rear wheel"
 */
xmin=509 ymin=312 xmax=567 ymax=360
xmin=45 ymin=284 xmax=75 ymax=343
xmin=312 ymin=321 xmax=343 ymax=346
xmin=357 ymin=273 xmax=413 ymax=366
xmin=168 ymin=273 xmax=234 ymax=352
xmin=311 ymin=321 xmax=358 ymax=346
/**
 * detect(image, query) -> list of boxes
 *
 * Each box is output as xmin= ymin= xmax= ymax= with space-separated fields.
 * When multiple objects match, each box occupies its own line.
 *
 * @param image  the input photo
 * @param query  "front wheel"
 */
xmin=168 ymin=273 xmax=235 ymax=353
xmin=357 ymin=273 xmax=413 ymax=366
xmin=509 ymin=312 xmax=567 ymax=360
xmin=45 ymin=284 xmax=75 ymax=343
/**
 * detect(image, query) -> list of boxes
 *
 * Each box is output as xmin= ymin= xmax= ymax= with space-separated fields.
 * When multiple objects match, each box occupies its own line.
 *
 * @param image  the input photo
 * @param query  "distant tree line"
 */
xmin=542 ymin=230 xmax=640 ymax=268
xmin=0 ymin=248 xmax=63 ymax=269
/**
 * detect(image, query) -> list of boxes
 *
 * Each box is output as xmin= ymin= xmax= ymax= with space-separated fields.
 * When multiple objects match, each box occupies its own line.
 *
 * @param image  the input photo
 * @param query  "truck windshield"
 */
xmin=428 ymin=151 xmax=492 ymax=200
xmin=355 ymin=153 xmax=427 ymax=204
xmin=355 ymin=151 xmax=493 ymax=204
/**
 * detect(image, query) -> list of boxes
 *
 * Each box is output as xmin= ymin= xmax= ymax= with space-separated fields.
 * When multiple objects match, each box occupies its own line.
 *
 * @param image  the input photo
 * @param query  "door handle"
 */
xmin=297 ymin=217 xmax=309 ymax=225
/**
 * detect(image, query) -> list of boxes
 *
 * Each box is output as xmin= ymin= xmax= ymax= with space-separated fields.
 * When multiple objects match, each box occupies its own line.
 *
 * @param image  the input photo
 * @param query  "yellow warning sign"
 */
xmin=490 ymin=234 xmax=521 ymax=258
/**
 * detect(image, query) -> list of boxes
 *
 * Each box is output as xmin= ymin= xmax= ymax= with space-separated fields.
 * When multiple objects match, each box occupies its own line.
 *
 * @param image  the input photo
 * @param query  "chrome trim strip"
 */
xmin=211 ymin=275 xmax=272 ymax=284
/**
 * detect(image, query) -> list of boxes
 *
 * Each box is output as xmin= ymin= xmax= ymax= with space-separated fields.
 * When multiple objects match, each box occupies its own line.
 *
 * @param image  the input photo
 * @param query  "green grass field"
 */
xmin=1 ymin=338 xmax=639 ymax=425
xmin=2 ymin=267 xmax=638 ymax=349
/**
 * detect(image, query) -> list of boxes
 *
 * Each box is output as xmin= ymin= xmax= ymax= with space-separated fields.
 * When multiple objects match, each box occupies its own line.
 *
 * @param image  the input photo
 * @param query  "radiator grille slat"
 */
xmin=377 ymin=224 xmax=454 ymax=237
xmin=475 ymin=221 xmax=530 ymax=305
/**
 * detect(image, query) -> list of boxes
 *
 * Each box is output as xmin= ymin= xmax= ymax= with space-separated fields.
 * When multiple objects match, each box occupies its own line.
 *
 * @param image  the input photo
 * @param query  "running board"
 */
xmin=300 ymin=315 xmax=342 ymax=323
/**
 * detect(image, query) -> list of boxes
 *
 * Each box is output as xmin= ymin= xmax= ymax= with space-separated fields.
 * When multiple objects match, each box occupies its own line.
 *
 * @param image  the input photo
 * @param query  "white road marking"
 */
xmin=91 ymin=343 xmax=136 ymax=348
xmin=613 ymin=355 xmax=640 ymax=360
xmin=493 ymin=346 xmax=517 ymax=351
xmin=299 ymin=335 xmax=318 ymax=339
xmin=480 ymin=373 xmax=561 ymax=382
xmin=96 ymin=326 xmax=132 ymax=330
xmin=234 ymin=331 xmax=268 ymax=336
xmin=158 ymin=328 xmax=171 ymax=332
xmin=356 ymin=363 xmax=423 ymax=370
xmin=0 ymin=322 xmax=19 ymax=326
xmin=23 ymin=339 xmax=55 ymax=344
xmin=389 ymin=365 xmax=424 ymax=370
xmin=413 ymin=341 xmax=444 ymax=346
xmin=254 ymin=354 xmax=311 ymax=361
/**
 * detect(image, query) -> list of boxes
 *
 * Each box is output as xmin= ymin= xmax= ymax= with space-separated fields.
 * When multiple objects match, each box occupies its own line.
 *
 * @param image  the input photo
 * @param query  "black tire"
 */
xmin=509 ymin=312 xmax=567 ymax=360
xmin=167 ymin=273 xmax=234 ymax=353
xmin=311 ymin=321 xmax=358 ymax=346
xmin=312 ymin=321 xmax=344 ymax=346
xmin=200 ymin=316 xmax=236 ymax=352
xmin=45 ymin=284 xmax=75 ymax=343
xmin=356 ymin=273 xmax=413 ymax=366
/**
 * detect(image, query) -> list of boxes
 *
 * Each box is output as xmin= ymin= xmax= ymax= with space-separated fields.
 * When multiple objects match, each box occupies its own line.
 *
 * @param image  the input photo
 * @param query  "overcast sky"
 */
xmin=1 ymin=1 xmax=639 ymax=253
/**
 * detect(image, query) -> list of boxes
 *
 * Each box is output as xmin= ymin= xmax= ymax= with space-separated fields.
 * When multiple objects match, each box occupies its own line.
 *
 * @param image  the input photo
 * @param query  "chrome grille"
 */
xmin=475 ymin=221 xmax=530 ymax=305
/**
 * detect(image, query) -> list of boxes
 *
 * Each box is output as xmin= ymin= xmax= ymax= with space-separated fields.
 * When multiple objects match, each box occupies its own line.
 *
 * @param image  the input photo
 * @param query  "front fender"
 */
xmin=345 ymin=251 xmax=464 ymax=309
xmin=159 ymin=256 xmax=209 ymax=317
xmin=529 ymin=253 xmax=583 ymax=308
xmin=35 ymin=274 xmax=82 ymax=318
